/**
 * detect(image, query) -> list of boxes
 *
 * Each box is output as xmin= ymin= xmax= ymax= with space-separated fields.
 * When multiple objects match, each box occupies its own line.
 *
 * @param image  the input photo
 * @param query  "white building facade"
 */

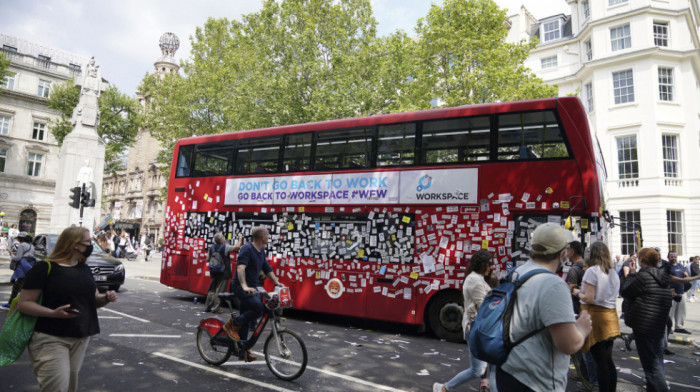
xmin=0 ymin=34 xmax=88 ymax=235
xmin=508 ymin=0 xmax=700 ymax=259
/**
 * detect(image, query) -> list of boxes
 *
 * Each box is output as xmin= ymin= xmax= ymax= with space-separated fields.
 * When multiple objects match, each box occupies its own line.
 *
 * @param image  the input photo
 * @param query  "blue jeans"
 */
xmin=233 ymin=291 xmax=264 ymax=341
xmin=445 ymin=348 xmax=488 ymax=390
xmin=583 ymin=350 xmax=597 ymax=385
xmin=635 ymin=333 xmax=668 ymax=392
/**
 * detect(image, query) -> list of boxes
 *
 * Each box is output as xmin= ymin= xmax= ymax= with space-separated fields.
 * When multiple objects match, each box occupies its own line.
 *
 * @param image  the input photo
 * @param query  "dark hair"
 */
xmin=569 ymin=241 xmax=583 ymax=256
xmin=466 ymin=250 xmax=493 ymax=276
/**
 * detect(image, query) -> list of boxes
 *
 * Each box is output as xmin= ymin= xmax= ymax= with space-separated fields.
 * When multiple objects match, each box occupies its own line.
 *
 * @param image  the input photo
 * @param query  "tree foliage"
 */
xmin=47 ymin=79 xmax=141 ymax=174
xmin=0 ymin=53 xmax=10 ymax=95
xmin=142 ymin=0 xmax=557 ymax=183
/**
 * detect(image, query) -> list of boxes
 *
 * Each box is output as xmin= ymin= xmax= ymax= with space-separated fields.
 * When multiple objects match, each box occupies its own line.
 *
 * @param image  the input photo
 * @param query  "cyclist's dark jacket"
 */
xmin=231 ymin=243 xmax=272 ymax=291
xmin=620 ymin=267 xmax=671 ymax=339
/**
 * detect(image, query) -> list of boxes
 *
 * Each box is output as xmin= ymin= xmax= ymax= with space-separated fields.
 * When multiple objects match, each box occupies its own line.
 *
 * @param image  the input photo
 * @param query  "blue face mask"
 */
xmin=658 ymin=261 xmax=663 ymax=268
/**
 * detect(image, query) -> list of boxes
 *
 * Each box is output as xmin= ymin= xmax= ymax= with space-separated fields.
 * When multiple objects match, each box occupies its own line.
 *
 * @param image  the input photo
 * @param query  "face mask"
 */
xmin=80 ymin=244 xmax=93 ymax=258
xmin=657 ymin=261 xmax=663 ymax=268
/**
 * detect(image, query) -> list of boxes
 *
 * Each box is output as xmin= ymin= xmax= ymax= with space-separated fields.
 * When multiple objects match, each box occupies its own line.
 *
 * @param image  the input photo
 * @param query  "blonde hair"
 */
xmin=49 ymin=226 xmax=90 ymax=263
xmin=587 ymin=241 xmax=612 ymax=274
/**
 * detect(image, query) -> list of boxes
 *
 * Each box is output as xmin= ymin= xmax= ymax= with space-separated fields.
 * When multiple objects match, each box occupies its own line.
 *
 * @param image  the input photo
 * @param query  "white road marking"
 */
xmin=159 ymin=348 xmax=406 ymax=392
xmin=98 ymin=316 xmax=122 ymax=319
xmin=100 ymin=307 xmax=150 ymax=323
xmin=669 ymin=381 xmax=700 ymax=390
xmin=153 ymin=352 xmax=295 ymax=392
xmin=110 ymin=334 xmax=181 ymax=338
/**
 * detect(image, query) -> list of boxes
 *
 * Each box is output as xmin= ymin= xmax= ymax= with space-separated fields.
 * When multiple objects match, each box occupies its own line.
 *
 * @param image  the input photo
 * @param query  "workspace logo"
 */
xmin=416 ymin=175 xmax=432 ymax=192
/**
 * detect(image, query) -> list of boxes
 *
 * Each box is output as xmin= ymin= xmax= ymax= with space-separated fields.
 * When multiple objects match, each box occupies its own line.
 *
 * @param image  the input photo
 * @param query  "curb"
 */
xmin=669 ymin=336 xmax=698 ymax=346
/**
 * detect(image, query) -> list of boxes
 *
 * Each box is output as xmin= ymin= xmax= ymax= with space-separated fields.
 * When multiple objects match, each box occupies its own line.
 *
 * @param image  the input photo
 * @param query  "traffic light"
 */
xmin=81 ymin=189 xmax=95 ymax=208
xmin=69 ymin=187 xmax=81 ymax=209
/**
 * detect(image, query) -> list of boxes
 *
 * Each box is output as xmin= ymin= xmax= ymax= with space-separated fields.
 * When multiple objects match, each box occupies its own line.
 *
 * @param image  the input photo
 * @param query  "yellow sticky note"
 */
xmin=288 ymin=222 xmax=294 ymax=230
xmin=482 ymin=240 xmax=489 ymax=249
xmin=392 ymin=235 xmax=396 ymax=241
xmin=209 ymin=217 xmax=215 ymax=224
xmin=561 ymin=201 xmax=570 ymax=209
xmin=346 ymin=240 xmax=352 ymax=245
xmin=358 ymin=249 xmax=365 ymax=258
xmin=299 ymin=206 xmax=305 ymax=212
xmin=316 ymin=271 xmax=321 ymax=279
xmin=203 ymin=193 xmax=208 ymax=200
xmin=580 ymin=219 xmax=589 ymax=229
xmin=402 ymin=216 xmax=410 ymax=223
xmin=410 ymin=272 xmax=419 ymax=279
xmin=227 ymin=233 xmax=232 ymax=240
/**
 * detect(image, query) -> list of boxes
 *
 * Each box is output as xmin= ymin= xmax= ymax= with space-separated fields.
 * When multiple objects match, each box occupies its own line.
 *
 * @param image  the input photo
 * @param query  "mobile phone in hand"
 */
xmin=65 ymin=308 xmax=80 ymax=314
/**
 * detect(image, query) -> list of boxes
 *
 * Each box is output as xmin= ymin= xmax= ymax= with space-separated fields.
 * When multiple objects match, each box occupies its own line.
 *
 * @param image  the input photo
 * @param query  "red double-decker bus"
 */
xmin=160 ymin=97 xmax=603 ymax=341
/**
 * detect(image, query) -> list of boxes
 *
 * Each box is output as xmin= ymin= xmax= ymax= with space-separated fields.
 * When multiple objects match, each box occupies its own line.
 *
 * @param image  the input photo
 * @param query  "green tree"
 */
xmin=404 ymin=0 xmax=557 ymax=109
xmin=0 ymin=53 xmax=10 ymax=94
xmin=47 ymin=79 xmax=141 ymax=173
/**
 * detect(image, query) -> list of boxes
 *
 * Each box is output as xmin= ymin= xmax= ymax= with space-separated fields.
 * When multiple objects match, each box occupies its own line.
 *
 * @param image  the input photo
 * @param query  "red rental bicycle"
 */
xmin=196 ymin=286 xmax=308 ymax=381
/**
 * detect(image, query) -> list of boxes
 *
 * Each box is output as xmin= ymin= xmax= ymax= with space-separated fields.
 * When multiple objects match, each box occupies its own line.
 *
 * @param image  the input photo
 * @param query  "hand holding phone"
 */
xmin=64 ymin=308 xmax=80 ymax=314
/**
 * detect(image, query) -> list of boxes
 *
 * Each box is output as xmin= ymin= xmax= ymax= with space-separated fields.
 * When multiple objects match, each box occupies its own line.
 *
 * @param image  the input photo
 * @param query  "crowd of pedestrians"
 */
xmin=431 ymin=223 xmax=700 ymax=392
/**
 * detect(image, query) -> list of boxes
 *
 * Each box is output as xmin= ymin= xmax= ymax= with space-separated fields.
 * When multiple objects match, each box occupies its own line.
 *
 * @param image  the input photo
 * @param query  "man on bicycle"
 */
xmin=223 ymin=226 xmax=282 ymax=361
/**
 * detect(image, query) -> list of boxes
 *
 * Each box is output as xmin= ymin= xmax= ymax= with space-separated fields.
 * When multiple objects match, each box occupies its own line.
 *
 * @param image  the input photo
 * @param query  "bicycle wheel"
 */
xmin=197 ymin=328 xmax=232 ymax=365
xmin=264 ymin=329 xmax=308 ymax=381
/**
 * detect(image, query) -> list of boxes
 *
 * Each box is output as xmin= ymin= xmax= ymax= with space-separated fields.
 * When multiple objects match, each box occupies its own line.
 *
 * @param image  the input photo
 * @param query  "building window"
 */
xmin=584 ymin=83 xmax=594 ymax=113
xmin=612 ymin=69 xmax=634 ymax=104
xmin=0 ymin=149 xmax=6 ymax=173
xmin=32 ymin=122 xmax=46 ymax=141
xmin=653 ymin=21 xmax=668 ymax=47
xmin=617 ymin=135 xmax=638 ymax=179
xmin=68 ymin=63 xmax=81 ymax=76
xmin=610 ymin=24 xmax=631 ymax=51
xmin=662 ymin=134 xmax=678 ymax=178
xmin=37 ymin=80 xmax=51 ymax=98
xmin=1 ymin=72 xmax=15 ymax=90
xmin=584 ymin=40 xmax=592 ymax=61
xmin=542 ymin=20 xmax=561 ymax=42
xmin=667 ymin=210 xmax=683 ymax=255
xmin=582 ymin=1 xmax=590 ymax=19
xmin=609 ymin=0 xmax=628 ymax=5
xmin=541 ymin=56 xmax=558 ymax=69
xmin=37 ymin=54 xmax=51 ymax=69
xmin=658 ymin=67 xmax=674 ymax=101
xmin=0 ymin=115 xmax=10 ymax=135
xmin=2 ymin=45 xmax=18 ymax=60
xmin=619 ymin=210 xmax=640 ymax=256
xmin=27 ymin=153 xmax=43 ymax=177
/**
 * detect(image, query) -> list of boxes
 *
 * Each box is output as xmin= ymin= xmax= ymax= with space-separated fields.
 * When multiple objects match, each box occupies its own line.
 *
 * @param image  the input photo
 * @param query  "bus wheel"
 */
xmin=427 ymin=292 xmax=464 ymax=342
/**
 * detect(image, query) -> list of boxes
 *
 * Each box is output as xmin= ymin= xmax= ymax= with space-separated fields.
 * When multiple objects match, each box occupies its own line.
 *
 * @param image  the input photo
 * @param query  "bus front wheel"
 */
xmin=427 ymin=292 xmax=464 ymax=342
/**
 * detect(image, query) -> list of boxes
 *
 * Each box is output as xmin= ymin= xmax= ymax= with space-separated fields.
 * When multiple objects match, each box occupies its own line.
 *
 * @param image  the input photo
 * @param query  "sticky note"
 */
xmin=561 ymin=201 xmax=570 ymax=209
xmin=299 ymin=207 xmax=305 ymax=212
xmin=581 ymin=219 xmax=589 ymax=229
xmin=402 ymin=216 xmax=411 ymax=223
xmin=203 ymin=193 xmax=208 ymax=200
xmin=482 ymin=240 xmax=489 ymax=249
xmin=288 ymin=222 xmax=294 ymax=230
xmin=410 ymin=272 xmax=419 ymax=279
xmin=227 ymin=233 xmax=232 ymax=240
xmin=358 ymin=249 xmax=365 ymax=258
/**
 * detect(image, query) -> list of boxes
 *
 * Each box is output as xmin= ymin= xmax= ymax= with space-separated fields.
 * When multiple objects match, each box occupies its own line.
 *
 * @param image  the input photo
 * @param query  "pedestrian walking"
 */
xmin=572 ymin=241 xmax=620 ymax=392
xmin=433 ymin=250 xmax=494 ymax=392
xmin=17 ymin=226 xmax=118 ymax=392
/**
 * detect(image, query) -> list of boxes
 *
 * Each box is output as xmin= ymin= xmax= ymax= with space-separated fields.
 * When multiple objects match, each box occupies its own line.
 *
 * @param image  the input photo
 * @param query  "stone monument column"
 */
xmin=49 ymin=57 xmax=106 ymax=233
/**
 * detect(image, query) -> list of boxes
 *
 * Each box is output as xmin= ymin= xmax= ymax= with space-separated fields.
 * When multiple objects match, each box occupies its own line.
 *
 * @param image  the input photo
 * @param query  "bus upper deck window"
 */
xmin=497 ymin=110 xmax=569 ymax=160
xmin=176 ymin=145 xmax=194 ymax=177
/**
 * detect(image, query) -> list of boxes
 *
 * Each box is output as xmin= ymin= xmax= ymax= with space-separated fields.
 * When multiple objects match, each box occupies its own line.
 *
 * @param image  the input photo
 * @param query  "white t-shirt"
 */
xmin=581 ymin=265 xmax=619 ymax=309
xmin=462 ymin=271 xmax=491 ymax=332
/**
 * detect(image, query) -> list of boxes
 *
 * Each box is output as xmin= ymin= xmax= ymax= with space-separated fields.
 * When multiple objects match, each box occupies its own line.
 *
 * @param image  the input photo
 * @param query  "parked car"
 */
xmin=32 ymin=234 xmax=125 ymax=292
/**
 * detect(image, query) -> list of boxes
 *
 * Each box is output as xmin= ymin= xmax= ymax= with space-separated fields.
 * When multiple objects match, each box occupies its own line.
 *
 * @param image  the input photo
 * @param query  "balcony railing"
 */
xmin=664 ymin=178 xmax=682 ymax=186
xmin=617 ymin=179 xmax=639 ymax=187
xmin=0 ymin=48 xmax=82 ymax=77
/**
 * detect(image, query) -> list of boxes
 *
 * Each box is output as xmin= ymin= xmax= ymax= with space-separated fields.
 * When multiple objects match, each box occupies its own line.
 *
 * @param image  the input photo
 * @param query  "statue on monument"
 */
xmin=71 ymin=57 xmax=106 ymax=129
xmin=77 ymin=159 xmax=95 ymax=185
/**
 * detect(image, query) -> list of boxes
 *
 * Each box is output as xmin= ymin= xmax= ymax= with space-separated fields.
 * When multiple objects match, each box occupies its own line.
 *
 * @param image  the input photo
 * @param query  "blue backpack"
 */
xmin=468 ymin=268 xmax=552 ymax=366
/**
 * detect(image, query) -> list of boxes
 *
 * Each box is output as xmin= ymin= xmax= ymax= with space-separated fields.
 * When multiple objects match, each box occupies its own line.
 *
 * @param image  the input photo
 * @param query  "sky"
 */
xmin=1 ymin=0 xmax=570 ymax=97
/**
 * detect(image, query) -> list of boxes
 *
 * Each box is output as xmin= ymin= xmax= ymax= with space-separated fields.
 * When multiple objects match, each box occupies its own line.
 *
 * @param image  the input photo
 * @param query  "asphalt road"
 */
xmin=1 ymin=266 xmax=700 ymax=391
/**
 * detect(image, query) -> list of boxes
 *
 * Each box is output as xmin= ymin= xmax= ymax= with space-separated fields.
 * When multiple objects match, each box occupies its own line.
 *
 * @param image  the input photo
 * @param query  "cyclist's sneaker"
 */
xmin=0 ymin=304 xmax=10 ymax=311
xmin=223 ymin=317 xmax=241 ymax=340
xmin=239 ymin=349 xmax=258 ymax=362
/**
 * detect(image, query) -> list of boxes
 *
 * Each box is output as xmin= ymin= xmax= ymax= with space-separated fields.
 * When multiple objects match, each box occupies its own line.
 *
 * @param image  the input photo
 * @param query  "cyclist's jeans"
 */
xmin=234 ymin=292 xmax=264 ymax=341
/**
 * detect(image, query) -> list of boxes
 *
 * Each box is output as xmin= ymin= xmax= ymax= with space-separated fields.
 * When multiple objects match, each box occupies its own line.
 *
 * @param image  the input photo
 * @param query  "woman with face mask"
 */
xmin=17 ymin=226 xmax=118 ymax=392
